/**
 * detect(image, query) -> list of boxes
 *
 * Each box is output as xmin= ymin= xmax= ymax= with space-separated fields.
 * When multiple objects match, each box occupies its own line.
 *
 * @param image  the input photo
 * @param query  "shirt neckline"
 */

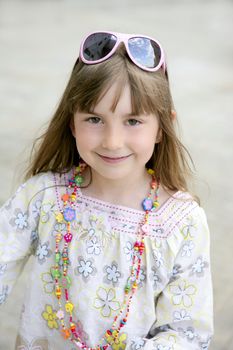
xmin=77 ymin=186 xmax=181 ymax=216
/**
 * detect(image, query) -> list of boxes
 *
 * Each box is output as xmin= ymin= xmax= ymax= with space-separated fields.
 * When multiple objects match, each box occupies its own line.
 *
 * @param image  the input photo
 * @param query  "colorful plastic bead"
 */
xmin=70 ymin=322 xmax=76 ymax=332
xmin=51 ymin=268 xmax=61 ymax=279
xmin=61 ymin=193 xmax=70 ymax=202
xmin=56 ymin=213 xmax=64 ymax=223
xmin=147 ymin=168 xmax=155 ymax=175
xmin=142 ymin=198 xmax=153 ymax=211
xmin=65 ymin=302 xmax=74 ymax=313
xmin=64 ymin=233 xmax=73 ymax=242
xmin=141 ymin=223 xmax=149 ymax=233
xmin=56 ymin=310 xmax=64 ymax=319
xmin=55 ymin=252 xmax=61 ymax=263
xmin=55 ymin=287 xmax=62 ymax=299
xmin=63 ymin=207 xmax=76 ymax=222
xmin=75 ymin=175 xmax=84 ymax=185
xmin=61 ymin=328 xmax=71 ymax=339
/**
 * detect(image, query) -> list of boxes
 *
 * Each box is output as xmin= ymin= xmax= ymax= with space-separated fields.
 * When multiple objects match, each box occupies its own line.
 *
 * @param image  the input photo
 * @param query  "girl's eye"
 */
xmin=86 ymin=116 xmax=102 ymax=124
xmin=127 ymin=119 xmax=141 ymax=126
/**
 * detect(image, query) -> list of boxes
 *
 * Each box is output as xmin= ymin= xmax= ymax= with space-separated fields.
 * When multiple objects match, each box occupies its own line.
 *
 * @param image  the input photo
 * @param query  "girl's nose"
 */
xmin=101 ymin=125 xmax=123 ymax=150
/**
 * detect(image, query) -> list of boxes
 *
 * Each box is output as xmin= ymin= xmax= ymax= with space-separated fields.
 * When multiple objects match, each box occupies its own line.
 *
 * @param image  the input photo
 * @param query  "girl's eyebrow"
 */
xmin=90 ymin=110 xmax=138 ymax=117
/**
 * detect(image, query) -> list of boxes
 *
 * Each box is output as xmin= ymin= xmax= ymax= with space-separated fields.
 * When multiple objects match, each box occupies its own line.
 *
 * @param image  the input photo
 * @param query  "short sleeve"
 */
xmin=0 ymin=179 xmax=40 ymax=305
xmin=126 ymin=206 xmax=214 ymax=350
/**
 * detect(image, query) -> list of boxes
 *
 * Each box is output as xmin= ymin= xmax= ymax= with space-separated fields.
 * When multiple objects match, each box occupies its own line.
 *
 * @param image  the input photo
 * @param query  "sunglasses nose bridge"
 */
xmin=115 ymin=36 xmax=130 ymax=56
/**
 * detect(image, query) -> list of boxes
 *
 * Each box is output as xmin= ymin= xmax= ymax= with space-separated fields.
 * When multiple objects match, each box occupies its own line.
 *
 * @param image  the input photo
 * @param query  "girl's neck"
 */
xmin=80 ymin=167 xmax=153 ymax=210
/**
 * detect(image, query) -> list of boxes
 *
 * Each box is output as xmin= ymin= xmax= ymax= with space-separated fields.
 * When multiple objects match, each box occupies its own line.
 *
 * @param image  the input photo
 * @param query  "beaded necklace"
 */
xmin=53 ymin=163 xmax=159 ymax=349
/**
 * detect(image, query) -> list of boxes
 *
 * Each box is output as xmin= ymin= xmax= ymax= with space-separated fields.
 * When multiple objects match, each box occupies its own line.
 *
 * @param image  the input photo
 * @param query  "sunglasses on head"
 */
xmin=79 ymin=31 xmax=166 ymax=73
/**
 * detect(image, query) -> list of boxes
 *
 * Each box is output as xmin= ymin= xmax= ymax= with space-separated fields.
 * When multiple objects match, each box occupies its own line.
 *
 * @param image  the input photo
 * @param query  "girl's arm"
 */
xmin=127 ymin=206 xmax=214 ymax=350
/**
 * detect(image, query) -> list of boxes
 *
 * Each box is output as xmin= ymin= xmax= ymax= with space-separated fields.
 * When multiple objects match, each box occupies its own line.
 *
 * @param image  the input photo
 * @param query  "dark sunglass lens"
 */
xmin=83 ymin=33 xmax=117 ymax=61
xmin=128 ymin=37 xmax=161 ymax=68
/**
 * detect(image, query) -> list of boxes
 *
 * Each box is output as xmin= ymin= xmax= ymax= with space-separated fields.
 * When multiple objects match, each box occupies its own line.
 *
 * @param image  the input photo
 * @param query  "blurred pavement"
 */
xmin=0 ymin=0 xmax=233 ymax=349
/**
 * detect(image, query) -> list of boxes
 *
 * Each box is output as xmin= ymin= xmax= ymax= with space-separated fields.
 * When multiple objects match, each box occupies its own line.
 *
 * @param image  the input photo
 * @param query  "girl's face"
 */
xmin=71 ymin=82 xmax=161 ymax=183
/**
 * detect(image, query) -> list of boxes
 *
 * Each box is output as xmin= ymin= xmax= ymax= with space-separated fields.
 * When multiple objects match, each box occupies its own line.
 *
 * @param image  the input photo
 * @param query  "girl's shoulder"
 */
xmin=155 ymin=188 xmax=208 ymax=236
xmin=1 ymin=171 xmax=60 ymax=212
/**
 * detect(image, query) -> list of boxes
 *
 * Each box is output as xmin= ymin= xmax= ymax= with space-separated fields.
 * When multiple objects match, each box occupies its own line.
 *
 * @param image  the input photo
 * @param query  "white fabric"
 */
xmin=0 ymin=170 xmax=213 ymax=350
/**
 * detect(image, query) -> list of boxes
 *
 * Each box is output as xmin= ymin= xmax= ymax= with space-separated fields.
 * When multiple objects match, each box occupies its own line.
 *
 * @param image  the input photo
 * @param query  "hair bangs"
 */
xmin=127 ymin=64 xmax=172 ymax=117
xmin=70 ymin=55 xmax=129 ymax=115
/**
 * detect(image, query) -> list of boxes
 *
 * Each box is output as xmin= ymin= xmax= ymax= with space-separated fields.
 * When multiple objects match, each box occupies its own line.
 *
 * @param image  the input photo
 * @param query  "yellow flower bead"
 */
xmin=56 ymin=213 xmax=64 ymax=223
xmin=65 ymin=302 xmax=74 ymax=313
xmin=147 ymin=168 xmax=155 ymax=175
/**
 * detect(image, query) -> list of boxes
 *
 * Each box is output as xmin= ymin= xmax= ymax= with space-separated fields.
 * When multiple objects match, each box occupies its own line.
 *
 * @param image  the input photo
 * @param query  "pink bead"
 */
xmin=64 ymin=233 xmax=73 ymax=242
xmin=141 ymin=223 xmax=149 ymax=233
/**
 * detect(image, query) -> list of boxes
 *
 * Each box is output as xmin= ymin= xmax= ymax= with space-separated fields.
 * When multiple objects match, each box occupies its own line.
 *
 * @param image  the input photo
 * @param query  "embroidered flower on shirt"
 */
xmin=80 ymin=227 xmax=96 ymax=240
xmin=173 ymin=309 xmax=191 ymax=322
xmin=124 ymin=241 xmax=136 ymax=261
xmin=199 ymin=337 xmax=211 ymax=350
xmin=36 ymin=241 xmax=52 ymax=264
xmin=105 ymin=330 xmax=127 ymax=350
xmin=169 ymin=264 xmax=184 ymax=283
xmin=178 ymin=326 xmax=198 ymax=342
xmin=93 ymin=287 xmax=120 ymax=317
xmin=32 ymin=200 xmax=42 ymax=218
xmin=0 ymin=264 xmax=7 ymax=276
xmin=181 ymin=216 xmax=196 ymax=240
xmin=41 ymin=272 xmax=54 ymax=294
xmin=42 ymin=304 xmax=58 ymax=329
xmin=153 ymin=343 xmax=173 ymax=350
xmin=130 ymin=337 xmax=145 ymax=350
xmin=169 ymin=280 xmax=197 ymax=307
xmin=10 ymin=209 xmax=28 ymax=231
xmin=40 ymin=202 xmax=55 ymax=223
xmin=52 ymin=222 xmax=67 ymax=237
xmin=181 ymin=241 xmax=195 ymax=257
xmin=75 ymin=257 xmax=96 ymax=282
xmin=103 ymin=261 xmax=122 ymax=286
xmin=131 ymin=266 xmax=146 ymax=288
xmin=150 ymin=267 xmax=161 ymax=290
xmin=152 ymin=249 xmax=164 ymax=267
xmin=86 ymin=235 xmax=102 ymax=255
xmin=0 ymin=285 xmax=9 ymax=304
xmin=188 ymin=256 xmax=209 ymax=277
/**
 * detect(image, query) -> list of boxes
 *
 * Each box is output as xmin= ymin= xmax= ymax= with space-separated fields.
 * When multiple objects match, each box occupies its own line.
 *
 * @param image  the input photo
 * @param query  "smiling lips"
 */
xmin=98 ymin=154 xmax=131 ymax=164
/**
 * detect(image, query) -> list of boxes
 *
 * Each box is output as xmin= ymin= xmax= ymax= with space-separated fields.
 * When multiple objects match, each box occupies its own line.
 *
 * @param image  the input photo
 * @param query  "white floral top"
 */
xmin=0 ymin=170 xmax=213 ymax=350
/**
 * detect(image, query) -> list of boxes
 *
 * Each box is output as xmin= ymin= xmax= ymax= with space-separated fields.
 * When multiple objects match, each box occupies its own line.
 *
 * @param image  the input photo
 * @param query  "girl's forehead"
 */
xmin=93 ymin=81 xmax=133 ymax=115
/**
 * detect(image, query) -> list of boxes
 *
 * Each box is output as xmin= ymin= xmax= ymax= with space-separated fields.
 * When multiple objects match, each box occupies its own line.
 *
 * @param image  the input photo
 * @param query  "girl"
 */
xmin=0 ymin=31 xmax=213 ymax=350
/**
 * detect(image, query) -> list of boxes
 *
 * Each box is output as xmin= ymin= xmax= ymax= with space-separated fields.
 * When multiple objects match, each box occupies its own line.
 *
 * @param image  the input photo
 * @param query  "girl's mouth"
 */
xmin=98 ymin=154 xmax=131 ymax=164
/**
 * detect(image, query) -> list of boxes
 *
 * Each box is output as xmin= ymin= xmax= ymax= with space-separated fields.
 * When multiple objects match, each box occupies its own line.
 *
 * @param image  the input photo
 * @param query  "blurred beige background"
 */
xmin=0 ymin=0 xmax=232 ymax=349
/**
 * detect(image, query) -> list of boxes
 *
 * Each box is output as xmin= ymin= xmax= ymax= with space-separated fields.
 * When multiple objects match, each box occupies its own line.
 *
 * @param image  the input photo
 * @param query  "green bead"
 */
xmin=51 ymin=268 xmax=61 ymax=279
xmin=55 ymin=252 xmax=61 ymax=263
xmin=125 ymin=285 xmax=130 ymax=293
xmin=75 ymin=175 xmax=83 ymax=186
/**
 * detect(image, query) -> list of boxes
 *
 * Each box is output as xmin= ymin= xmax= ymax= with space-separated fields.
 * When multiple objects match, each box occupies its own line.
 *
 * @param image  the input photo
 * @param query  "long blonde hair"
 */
xmin=25 ymin=48 xmax=195 ymax=193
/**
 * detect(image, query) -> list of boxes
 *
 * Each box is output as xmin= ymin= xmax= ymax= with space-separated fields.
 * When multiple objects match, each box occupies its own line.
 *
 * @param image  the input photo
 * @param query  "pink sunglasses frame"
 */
xmin=79 ymin=31 xmax=166 ymax=73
